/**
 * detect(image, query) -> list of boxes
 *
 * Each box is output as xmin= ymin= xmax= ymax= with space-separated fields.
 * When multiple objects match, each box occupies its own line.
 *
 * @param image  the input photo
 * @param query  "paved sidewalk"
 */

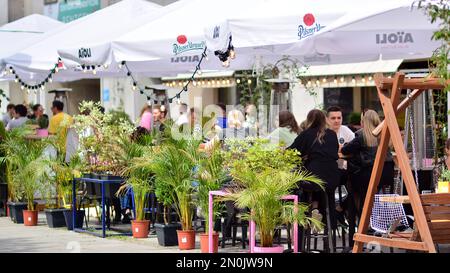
xmin=1 ymin=214 xmax=448 ymax=253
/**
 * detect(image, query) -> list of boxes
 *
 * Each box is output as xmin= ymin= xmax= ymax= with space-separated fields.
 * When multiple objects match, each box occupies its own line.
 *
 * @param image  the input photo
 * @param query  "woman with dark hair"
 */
xmin=268 ymin=110 xmax=300 ymax=147
xmin=288 ymin=109 xmax=340 ymax=231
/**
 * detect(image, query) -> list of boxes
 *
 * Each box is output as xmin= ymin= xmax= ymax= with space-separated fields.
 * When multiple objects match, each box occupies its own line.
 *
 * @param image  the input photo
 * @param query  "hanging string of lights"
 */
xmin=120 ymin=61 xmax=161 ymax=103
xmin=167 ymin=47 xmax=208 ymax=104
xmin=4 ymin=58 xmax=63 ymax=94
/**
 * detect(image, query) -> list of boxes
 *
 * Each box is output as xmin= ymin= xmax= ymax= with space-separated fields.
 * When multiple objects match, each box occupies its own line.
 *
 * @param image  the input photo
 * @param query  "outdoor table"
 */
xmin=72 ymin=177 xmax=127 ymax=238
xmin=208 ymin=190 xmax=298 ymax=253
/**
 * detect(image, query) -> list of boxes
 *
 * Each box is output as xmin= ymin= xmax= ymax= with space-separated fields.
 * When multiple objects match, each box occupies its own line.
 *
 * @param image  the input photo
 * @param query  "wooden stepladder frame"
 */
xmin=352 ymin=72 xmax=448 ymax=253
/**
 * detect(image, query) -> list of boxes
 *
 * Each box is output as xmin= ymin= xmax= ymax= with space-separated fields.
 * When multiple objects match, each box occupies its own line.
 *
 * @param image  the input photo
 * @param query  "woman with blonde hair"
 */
xmin=341 ymin=109 xmax=394 ymax=217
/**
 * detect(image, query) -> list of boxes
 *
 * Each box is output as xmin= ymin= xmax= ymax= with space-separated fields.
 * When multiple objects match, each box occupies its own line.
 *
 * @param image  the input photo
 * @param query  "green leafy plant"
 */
xmin=440 ymin=168 xmax=450 ymax=181
xmin=119 ymin=137 xmax=157 ymax=221
xmin=0 ymin=127 xmax=35 ymax=202
xmin=196 ymin=140 xmax=228 ymax=233
xmin=72 ymin=101 xmax=135 ymax=175
xmin=223 ymin=167 xmax=323 ymax=247
xmin=222 ymin=137 xmax=323 ymax=248
xmin=150 ymin=136 xmax=202 ymax=230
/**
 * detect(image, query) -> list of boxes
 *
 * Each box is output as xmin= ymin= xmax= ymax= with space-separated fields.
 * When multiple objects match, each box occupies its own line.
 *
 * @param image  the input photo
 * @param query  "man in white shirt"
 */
xmin=176 ymin=103 xmax=189 ymax=126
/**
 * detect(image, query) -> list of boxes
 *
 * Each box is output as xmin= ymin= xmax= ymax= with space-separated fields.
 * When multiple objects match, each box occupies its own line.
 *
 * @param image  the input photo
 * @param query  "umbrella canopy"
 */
xmin=0 ymin=14 xmax=63 ymax=70
xmin=206 ymin=0 xmax=440 ymax=65
xmin=58 ymin=0 xmax=298 ymax=75
xmin=4 ymin=0 xmax=161 ymax=83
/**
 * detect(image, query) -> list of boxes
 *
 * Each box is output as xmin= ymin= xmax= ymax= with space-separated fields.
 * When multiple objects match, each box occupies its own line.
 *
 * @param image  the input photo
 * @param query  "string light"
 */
xmin=236 ymin=78 xmax=241 ymax=84
xmin=351 ymin=76 xmax=356 ymax=84
xmin=368 ymin=75 xmax=373 ymax=81
xmin=340 ymin=76 xmax=345 ymax=83
xmin=322 ymin=77 xmax=327 ymax=83
xmin=334 ymin=77 xmax=338 ymax=84
xmin=247 ymin=79 xmax=252 ymax=84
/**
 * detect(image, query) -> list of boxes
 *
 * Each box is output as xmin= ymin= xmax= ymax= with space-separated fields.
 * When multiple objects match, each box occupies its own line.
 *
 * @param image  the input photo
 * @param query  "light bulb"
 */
xmin=222 ymin=59 xmax=230 ymax=67
xmin=247 ymin=79 xmax=252 ymax=84
xmin=352 ymin=77 xmax=356 ymax=83
xmin=316 ymin=80 xmax=320 ymax=85
xmin=103 ymin=64 xmax=109 ymax=69
xmin=361 ymin=77 xmax=366 ymax=83
xmin=229 ymin=49 xmax=236 ymax=59
xmin=92 ymin=69 xmax=97 ymax=75
xmin=41 ymin=85 xmax=45 ymax=90
xmin=222 ymin=80 xmax=226 ymax=85
xmin=236 ymin=79 xmax=241 ymax=84
xmin=197 ymin=69 xmax=202 ymax=75
xmin=307 ymin=80 xmax=312 ymax=86
xmin=226 ymin=79 xmax=230 ymax=85
xmin=368 ymin=76 xmax=373 ymax=81
xmin=334 ymin=78 xmax=338 ymax=84
xmin=21 ymin=85 xmax=24 ymax=90
xmin=193 ymin=81 xmax=197 ymax=86
xmin=55 ymin=67 xmax=59 ymax=73
xmin=118 ymin=64 xmax=123 ymax=69
xmin=207 ymin=80 xmax=211 ymax=85
xmin=14 ymin=78 xmax=18 ymax=83
xmin=212 ymin=80 xmax=216 ymax=85
xmin=340 ymin=76 xmax=345 ymax=82
xmin=132 ymin=85 xmax=137 ymax=91
xmin=49 ymin=78 xmax=53 ymax=83
xmin=322 ymin=78 xmax=327 ymax=83
xmin=83 ymin=68 xmax=87 ymax=73
xmin=177 ymin=98 xmax=181 ymax=104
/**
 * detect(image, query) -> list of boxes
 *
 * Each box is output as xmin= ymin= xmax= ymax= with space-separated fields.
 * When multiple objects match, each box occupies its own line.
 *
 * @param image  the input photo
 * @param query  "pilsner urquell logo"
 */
xmin=173 ymin=35 xmax=206 ymax=55
xmin=298 ymin=13 xmax=324 ymax=40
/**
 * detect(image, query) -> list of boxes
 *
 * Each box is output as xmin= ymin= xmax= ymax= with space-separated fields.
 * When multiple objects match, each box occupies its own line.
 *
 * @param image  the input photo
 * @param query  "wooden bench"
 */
xmin=379 ymin=193 xmax=450 ymax=245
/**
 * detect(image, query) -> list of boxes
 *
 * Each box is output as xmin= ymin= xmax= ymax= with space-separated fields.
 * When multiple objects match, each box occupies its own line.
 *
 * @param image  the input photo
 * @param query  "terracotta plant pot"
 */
xmin=23 ymin=210 xmax=38 ymax=226
xmin=200 ymin=233 xmax=219 ymax=253
xmin=131 ymin=220 xmax=150 ymax=238
xmin=253 ymin=245 xmax=284 ymax=253
xmin=177 ymin=230 xmax=196 ymax=250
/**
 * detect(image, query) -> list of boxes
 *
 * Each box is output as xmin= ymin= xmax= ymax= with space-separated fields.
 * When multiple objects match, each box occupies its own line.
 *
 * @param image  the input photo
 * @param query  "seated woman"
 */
xmin=341 ymin=109 xmax=394 ymax=216
xmin=267 ymin=110 xmax=300 ymax=148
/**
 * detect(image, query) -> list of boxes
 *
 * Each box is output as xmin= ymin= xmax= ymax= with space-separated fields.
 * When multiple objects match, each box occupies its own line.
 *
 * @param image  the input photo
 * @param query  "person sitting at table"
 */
xmin=6 ymin=104 xmax=29 ymax=131
xmin=341 ymin=109 xmax=394 ymax=217
xmin=267 ymin=110 xmax=300 ymax=147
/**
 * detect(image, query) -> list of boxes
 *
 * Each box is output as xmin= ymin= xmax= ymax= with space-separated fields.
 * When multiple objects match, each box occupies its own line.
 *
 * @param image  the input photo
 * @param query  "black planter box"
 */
xmin=7 ymin=202 xmax=28 ymax=223
xmin=63 ymin=209 xmax=85 ymax=230
xmin=45 ymin=208 xmax=69 ymax=228
xmin=155 ymin=223 xmax=181 ymax=246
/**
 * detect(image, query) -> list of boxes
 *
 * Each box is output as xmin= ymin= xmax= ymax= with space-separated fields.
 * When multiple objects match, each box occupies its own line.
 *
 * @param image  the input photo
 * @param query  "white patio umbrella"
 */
xmin=206 ymin=0 xmax=441 ymax=65
xmin=4 ymin=0 xmax=161 ymax=84
xmin=0 ymin=14 xmax=63 ymax=72
xmin=58 ymin=0 xmax=323 ymax=75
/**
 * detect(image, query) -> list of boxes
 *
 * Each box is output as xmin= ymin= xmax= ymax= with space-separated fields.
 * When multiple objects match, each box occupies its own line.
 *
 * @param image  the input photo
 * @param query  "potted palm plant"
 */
xmin=120 ymin=136 xmax=156 ymax=238
xmin=17 ymin=139 xmax=47 ymax=226
xmin=196 ymin=140 xmax=227 ymax=253
xmin=150 ymin=137 xmax=201 ymax=250
xmin=222 ymin=139 xmax=324 ymax=253
xmin=0 ymin=127 xmax=35 ymax=223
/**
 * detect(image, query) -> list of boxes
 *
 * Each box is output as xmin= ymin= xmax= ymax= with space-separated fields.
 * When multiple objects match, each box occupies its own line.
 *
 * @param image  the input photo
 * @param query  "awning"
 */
xmin=161 ymin=70 xmax=235 ymax=81
xmin=299 ymin=59 xmax=403 ymax=77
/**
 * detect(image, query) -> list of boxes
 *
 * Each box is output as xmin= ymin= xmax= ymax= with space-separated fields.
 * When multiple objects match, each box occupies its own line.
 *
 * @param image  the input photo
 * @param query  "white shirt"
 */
xmin=176 ymin=113 xmax=189 ymax=126
xmin=337 ymin=125 xmax=355 ymax=145
xmin=336 ymin=125 xmax=355 ymax=169
xmin=1 ymin=113 xmax=11 ymax=126
xmin=6 ymin=117 xmax=28 ymax=130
